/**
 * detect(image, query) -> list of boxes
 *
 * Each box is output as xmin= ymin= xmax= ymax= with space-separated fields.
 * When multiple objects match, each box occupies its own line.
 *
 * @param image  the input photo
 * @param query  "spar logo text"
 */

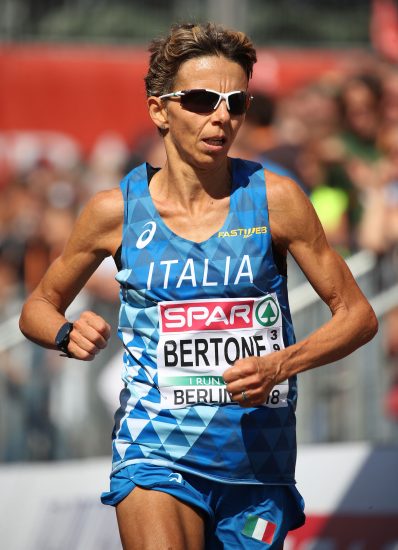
xmin=160 ymin=299 xmax=256 ymax=333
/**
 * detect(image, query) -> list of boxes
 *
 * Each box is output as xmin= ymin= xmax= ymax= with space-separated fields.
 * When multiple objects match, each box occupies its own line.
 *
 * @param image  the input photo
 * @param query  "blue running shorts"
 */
xmin=101 ymin=463 xmax=305 ymax=549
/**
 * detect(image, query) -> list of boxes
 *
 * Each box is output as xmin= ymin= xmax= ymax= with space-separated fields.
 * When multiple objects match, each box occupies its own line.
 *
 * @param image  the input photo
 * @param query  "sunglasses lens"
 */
xmin=179 ymin=90 xmax=250 ymax=115
xmin=180 ymin=90 xmax=218 ymax=113
xmin=228 ymin=92 xmax=249 ymax=115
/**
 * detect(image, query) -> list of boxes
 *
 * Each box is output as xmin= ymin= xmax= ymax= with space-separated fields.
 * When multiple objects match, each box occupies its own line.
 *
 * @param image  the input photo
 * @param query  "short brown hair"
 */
xmin=145 ymin=22 xmax=257 ymax=97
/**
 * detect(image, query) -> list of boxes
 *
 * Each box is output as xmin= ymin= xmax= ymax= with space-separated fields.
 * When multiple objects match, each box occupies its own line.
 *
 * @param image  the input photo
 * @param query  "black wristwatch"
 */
xmin=55 ymin=322 xmax=74 ymax=358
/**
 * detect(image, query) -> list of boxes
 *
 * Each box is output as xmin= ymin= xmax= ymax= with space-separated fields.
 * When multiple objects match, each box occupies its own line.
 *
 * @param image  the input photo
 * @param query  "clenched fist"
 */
xmin=68 ymin=311 xmax=111 ymax=360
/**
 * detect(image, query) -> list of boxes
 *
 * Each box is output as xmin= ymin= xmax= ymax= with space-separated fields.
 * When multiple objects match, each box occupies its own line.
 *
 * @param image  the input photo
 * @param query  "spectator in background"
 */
xmin=338 ymin=73 xmax=383 ymax=163
xmin=329 ymin=74 xmax=383 ymax=231
xmin=358 ymin=123 xmax=398 ymax=254
xmin=296 ymin=140 xmax=352 ymax=257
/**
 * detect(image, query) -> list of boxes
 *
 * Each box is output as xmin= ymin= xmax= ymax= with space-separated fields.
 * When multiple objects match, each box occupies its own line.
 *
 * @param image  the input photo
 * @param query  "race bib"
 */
xmin=157 ymin=295 xmax=289 ymax=409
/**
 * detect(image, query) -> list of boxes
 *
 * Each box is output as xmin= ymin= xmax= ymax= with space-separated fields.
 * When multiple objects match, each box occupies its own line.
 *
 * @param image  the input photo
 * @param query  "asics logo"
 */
xmin=136 ymin=221 xmax=156 ymax=249
xmin=168 ymin=473 xmax=183 ymax=484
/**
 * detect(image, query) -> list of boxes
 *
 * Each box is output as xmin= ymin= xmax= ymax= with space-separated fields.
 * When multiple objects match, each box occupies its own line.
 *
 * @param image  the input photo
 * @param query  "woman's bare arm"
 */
xmin=19 ymin=188 xmax=123 ymax=360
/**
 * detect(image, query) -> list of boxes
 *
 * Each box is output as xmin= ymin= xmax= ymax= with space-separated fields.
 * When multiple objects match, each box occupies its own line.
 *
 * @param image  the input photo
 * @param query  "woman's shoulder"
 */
xmin=264 ymin=169 xmax=304 ymax=208
xmin=77 ymin=188 xmax=124 ymax=246
xmin=264 ymin=168 xmax=321 ymax=248
xmin=86 ymin=188 xmax=124 ymax=220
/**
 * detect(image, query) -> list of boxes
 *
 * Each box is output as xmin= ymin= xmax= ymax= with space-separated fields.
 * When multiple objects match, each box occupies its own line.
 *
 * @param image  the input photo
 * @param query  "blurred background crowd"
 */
xmin=1 ymin=0 xmax=398 ymax=463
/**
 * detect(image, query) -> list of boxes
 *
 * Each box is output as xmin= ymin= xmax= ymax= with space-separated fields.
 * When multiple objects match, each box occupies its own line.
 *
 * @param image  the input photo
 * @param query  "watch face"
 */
xmin=55 ymin=322 xmax=73 ymax=347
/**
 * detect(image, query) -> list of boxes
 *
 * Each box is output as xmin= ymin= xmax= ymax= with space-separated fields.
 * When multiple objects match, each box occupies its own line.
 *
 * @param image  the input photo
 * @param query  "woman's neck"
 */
xmin=150 ymin=157 xmax=232 ymax=212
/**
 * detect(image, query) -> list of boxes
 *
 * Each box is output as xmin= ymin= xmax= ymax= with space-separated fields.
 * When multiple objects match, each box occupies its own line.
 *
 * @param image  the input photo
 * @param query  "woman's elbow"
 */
xmin=359 ymin=304 xmax=378 ymax=345
xmin=19 ymin=299 xmax=36 ymax=340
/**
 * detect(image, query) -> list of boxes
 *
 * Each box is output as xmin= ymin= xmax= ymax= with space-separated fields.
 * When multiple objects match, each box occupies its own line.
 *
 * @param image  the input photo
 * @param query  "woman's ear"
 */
xmin=148 ymin=96 xmax=169 ymax=133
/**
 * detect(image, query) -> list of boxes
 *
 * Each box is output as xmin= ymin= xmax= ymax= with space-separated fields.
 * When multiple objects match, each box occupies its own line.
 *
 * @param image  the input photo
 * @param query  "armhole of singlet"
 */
xmin=113 ymin=245 xmax=122 ymax=271
xmin=271 ymin=241 xmax=287 ymax=277
xmin=112 ymin=163 xmax=161 ymax=271
xmin=263 ymin=168 xmax=288 ymax=278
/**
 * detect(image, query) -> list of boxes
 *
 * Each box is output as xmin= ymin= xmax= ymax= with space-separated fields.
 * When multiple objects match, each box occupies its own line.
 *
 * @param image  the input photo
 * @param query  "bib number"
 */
xmin=157 ymin=295 xmax=288 ymax=409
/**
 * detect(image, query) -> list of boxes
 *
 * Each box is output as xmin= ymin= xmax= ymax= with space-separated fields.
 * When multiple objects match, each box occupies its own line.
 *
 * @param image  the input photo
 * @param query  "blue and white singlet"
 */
xmin=111 ymin=158 xmax=298 ymax=485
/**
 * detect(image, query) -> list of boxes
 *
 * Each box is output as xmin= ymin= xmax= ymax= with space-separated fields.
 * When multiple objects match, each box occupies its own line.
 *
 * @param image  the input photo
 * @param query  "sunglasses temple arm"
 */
xmin=159 ymin=92 xmax=184 ymax=100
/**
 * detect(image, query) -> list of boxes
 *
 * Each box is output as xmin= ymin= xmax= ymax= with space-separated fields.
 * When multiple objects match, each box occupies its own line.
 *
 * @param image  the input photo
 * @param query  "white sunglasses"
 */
xmin=158 ymin=88 xmax=253 ymax=115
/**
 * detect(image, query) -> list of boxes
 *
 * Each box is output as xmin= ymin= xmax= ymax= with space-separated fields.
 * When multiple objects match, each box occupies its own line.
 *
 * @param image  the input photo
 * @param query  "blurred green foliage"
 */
xmin=0 ymin=0 xmax=371 ymax=46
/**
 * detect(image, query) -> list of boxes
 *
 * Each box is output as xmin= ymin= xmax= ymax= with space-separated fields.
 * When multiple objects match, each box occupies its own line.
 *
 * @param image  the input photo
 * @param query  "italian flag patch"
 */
xmin=242 ymin=515 xmax=277 ymax=544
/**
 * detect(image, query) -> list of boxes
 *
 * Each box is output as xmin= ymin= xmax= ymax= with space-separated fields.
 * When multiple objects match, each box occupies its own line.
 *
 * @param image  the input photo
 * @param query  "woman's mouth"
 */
xmin=203 ymin=137 xmax=226 ymax=149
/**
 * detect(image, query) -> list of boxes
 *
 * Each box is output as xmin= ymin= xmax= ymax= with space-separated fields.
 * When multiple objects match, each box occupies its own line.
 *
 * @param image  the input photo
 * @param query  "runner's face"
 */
xmin=161 ymin=55 xmax=248 ymax=168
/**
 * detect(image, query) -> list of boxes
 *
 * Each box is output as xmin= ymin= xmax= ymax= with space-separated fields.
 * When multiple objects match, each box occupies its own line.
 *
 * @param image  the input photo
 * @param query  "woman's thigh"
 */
xmin=116 ymin=486 xmax=206 ymax=550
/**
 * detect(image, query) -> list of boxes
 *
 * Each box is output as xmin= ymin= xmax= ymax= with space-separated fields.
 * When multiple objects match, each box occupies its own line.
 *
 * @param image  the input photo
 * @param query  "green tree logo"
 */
xmin=255 ymin=297 xmax=279 ymax=327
